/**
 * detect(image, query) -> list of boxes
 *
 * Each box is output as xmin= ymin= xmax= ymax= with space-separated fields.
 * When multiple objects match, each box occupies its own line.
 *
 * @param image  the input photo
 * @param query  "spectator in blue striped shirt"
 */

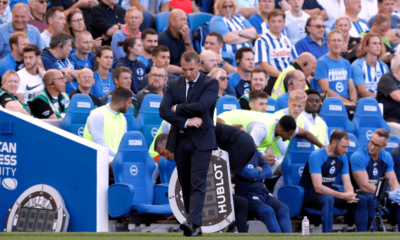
xmin=352 ymin=32 xmax=389 ymax=98
xmin=248 ymin=0 xmax=276 ymax=36
xmin=342 ymin=0 xmax=370 ymax=37
xmin=209 ymin=0 xmax=257 ymax=53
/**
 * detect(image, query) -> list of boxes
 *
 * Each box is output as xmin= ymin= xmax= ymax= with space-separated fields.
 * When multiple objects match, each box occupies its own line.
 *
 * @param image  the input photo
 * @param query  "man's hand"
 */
xmin=380 ymin=53 xmax=394 ymax=63
xmin=180 ymin=24 xmax=191 ymax=43
xmin=256 ymin=166 xmax=263 ymax=172
xmin=78 ymin=0 xmax=91 ymax=8
xmin=341 ymin=190 xmax=358 ymax=203
xmin=91 ymin=36 xmax=103 ymax=49
xmin=388 ymin=189 xmax=400 ymax=205
xmin=187 ymin=117 xmax=202 ymax=128
xmin=343 ymin=101 xmax=356 ymax=106
xmin=262 ymin=154 xmax=276 ymax=166
xmin=88 ymin=0 xmax=99 ymax=7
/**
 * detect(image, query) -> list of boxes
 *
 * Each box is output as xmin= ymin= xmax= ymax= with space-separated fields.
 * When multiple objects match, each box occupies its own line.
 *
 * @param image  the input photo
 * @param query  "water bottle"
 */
xmin=302 ymin=216 xmax=310 ymax=236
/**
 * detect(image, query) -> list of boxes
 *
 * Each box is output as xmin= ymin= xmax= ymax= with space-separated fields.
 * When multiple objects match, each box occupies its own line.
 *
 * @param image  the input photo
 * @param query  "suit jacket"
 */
xmin=159 ymin=72 xmax=219 ymax=152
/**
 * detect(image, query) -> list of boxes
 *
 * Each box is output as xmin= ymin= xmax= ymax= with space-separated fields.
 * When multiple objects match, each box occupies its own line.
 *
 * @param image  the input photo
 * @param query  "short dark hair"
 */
xmin=235 ymin=47 xmax=253 ymax=63
xmin=9 ymin=32 xmax=28 ymax=51
xmin=207 ymin=32 xmax=223 ymax=44
xmin=267 ymin=9 xmax=285 ymax=22
xmin=154 ymin=133 xmax=169 ymax=151
xmin=117 ymin=36 xmax=138 ymax=55
xmin=142 ymin=28 xmax=158 ymax=40
xmin=45 ymin=7 xmax=64 ymax=25
xmin=152 ymin=45 xmax=169 ymax=58
xmin=112 ymin=66 xmax=132 ymax=84
xmin=49 ymin=32 xmax=73 ymax=49
xmin=249 ymin=91 xmax=269 ymax=102
xmin=23 ymin=44 xmax=41 ymax=56
xmin=330 ymin=130 xmax=349 ymax=144
xmin=111 ymin=87 xmax=133 ymax=104
xmin=181 ymin=51 xmax=200 ymax=64
xmin=305 ymin=15 xmax=324 ymax=35
xmin=278 ymin=115 xmax=297 ymax=132
xmin=251 ymin=67 xmax=268 ymax=79
xmin=305 ymin=88 xmax=321 ymax=97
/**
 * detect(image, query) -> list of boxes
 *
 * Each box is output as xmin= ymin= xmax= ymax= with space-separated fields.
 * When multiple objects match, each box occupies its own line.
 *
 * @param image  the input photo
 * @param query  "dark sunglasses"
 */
xmin=309 ymin=25 xmax=325 ymax=29
xmin=219 ymin=76 xmax=230 ymax=81
xmin=0 ymin=0 xmax=9 ymax=4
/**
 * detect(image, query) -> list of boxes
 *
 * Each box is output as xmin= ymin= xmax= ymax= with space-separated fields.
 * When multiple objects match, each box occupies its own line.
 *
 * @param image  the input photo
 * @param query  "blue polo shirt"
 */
xmin=295 ymin=34 xmax=329 ymax=60
xmin=0 ymin=22 xmax=43 ymax=59
xmin=70 ymin=49 xmax=95 ymax=70
xmin=227 ymin=72 xmax=251 ymax=99
xmin=0 ymin=54 xmax=25 ymax=79
xmin=92 ymin=70 xmax=115 ymax=98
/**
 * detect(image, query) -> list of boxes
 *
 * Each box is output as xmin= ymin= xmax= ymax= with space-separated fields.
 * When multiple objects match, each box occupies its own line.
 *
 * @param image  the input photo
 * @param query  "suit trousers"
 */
xmin=175 ymin=134 xmax=212 ymax=227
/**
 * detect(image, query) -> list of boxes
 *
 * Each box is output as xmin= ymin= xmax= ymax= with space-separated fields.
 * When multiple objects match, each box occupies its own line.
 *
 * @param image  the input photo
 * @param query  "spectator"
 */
xmin=248 ymin=0 xmax=275 ymax=37
xmin=357 ymin=0 xmax=378 ymax=23
xmin=70 ymin=68 xmax=103 ymax=107
xmin=28 ymin=0 xmax=47 ymax=33
xmin=114 ymin=36 xmax=145 ymax=94
xmin=209 ymin=0 xmax=257 ymax=53
xmin=41 ymin=7 xmax=66 ymax=49
xmin=0 ymin=70 xmax=31 ymax=116
xmin=70 ymin=31 xmax=95 ymax=70
xmin=363 ymin=14 xmax=392 ymax=55
xmin=41 ymin=33 xmax=82 ymax=94
xmin=0 ymin=1 xmax=12 ymax=26
xmin=138 ymin=29 xmax=158 ymax=73
xmin=376 ymin=56 xmax=400 ymax=123
xmin=100 ymin=66 xmax=132 ymax=105
xmin=136 ymin=66 xmax=166 ymax=107
xmin=255 ymin=9 xmax=298 ymax=85
xmin=369 ymin=0 xmax=400 ymax=29
xmin=0 ymin=3 xmax=42 ymax=59
xmin=299 ymin=0 xmax=328 ymax=20
xmin=204 ymin=32 xmax=237 ymax=74
xmin=90 ymin=0 xmax=126 ymax=46
xmin=208 ymin=68 xmax=233 ymax=98
xmin=50 ymin=0 xmax=98 ymax=32
xmin=158 ymin=9 xmax=194 ymax=66
xmin=93 ymin=46 xmax=115 ymax=98
xmin=16 ymin=44 xmax=45 ymax=104
xmin=169 ymin=0 xmax=201 ymax=14
xmin=111 ymin=6 xmax=143 ymax=60
xmin=334 ymin=15 xmax=361 ymax=56
xmin=199 ymin=50 xmax=218 ymax=75
xmin=125 ymin=0 xmax=170 ymax=19
xmin=0 ymin=32 xmax=29 ymax=79
xmin=276 ymin=70 xmax=306 ymax=110
xmin=341 ymin=0 xmax=370 ymax=38
xmin=228 ymin=47 xmax=254 ymax=98
xmin=248 ymin=91 xmax=269 ymax=112
xmin=238 ymin=67 xmax=268 ymax=110
xmin=28 ymin=69 xmax=70 ymax=119
xmin=352 ymin=32 xmax=389 ymax=98
xmin=236 ymin=0 xmax=260 ymax=18
xmin=317 ymin=0 xmax=345 ymax=35
xmin=285 ymin=0 xmax=310 ymax=44
xmin=315 ymin=30 xmax=357 ymax=105
xmin=295 ymin=15 xmax=329 ymax=60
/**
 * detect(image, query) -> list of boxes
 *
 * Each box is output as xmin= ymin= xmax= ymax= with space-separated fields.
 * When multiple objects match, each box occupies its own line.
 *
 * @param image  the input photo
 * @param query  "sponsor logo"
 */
xmin=26 ymin=83 xmax=42 ymax=91
xmin=42 ymin=110 xmax=51 ymax=116
xmin=364 ymin=105 xmax=377 ymax=112
xmin=267 ymin=105 xmax=275 ymax=111
xmin=272 ymin=49 xmax=291 ymax=57
xmin=4 ymin=98 xmax=12 ymax=101
xmin=387 ymin=142 xmax=399 ymax=148
xmin=130 ymin=165 xmax=138 ymax=176
xmin=374 ymin=162 xmax=378 ymax=166
xmin=331 ymin=160 xmax=336 ymax=165
xmin=350 ymin=141 xmax=356 ymax=147
xmin=329 ymin=105 xmax=342 ymax=111
xmin=252 ymin=196 xmax=259 ymax=200
xmin=151 ymin=127 xmax=158 ymax=137
xmin=329 ymin=166 xmax=336 ymax=174
xmin=322 ymin=177 xmax=336 ymax=183
xmin=366 ymin=130 xmax=373 ymax=140
xmin=247 ymin=164 xmax=254 ymax=169
xmin=77 ymin=127 xmax=84 ymax=137
xmin=137 ymin=68 xmax=144 ymax=76
xmin=77 ymin=102 xmax=91 ymax=108
xmin=129 ymin=140 xmax=142 ymax=146
xmin=336 ymin=82 xmax=344 ymax=93
xmin=223 ymin=104 xmax=236 ymax=110
xmin=329 ymin=69 xmax=348 ymax=81
xmin=297 ymin=142 xmax=311 ymax=148
xmin=299 ymin=166 xmax=304 ymax=176
xmin=369 ymin=179 xmax=378 ymax=184
xmin=150 ymin=102 xmax=160 ymax=108
xmin=2 ymin=178 xmax=17 ymax=190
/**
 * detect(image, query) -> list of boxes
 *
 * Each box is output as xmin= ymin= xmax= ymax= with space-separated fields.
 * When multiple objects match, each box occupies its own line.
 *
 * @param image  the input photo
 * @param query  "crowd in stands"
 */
xmin=3 ymin=0 xmax=400 ymax=234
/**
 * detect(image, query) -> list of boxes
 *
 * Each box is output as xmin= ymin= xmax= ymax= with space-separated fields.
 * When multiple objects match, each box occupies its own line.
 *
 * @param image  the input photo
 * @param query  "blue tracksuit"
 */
xmin=234 ymin=151 xmax=292 ymax=233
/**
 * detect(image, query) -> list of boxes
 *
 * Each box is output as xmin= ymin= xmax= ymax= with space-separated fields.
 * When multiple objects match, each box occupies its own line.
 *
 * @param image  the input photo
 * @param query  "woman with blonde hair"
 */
xmin=208 ymin=68 xmax=233 ymax=98
xmin=0 ymin=70 xmax=31 ymax=116
xmin=334 ymin=15 xmax=361 ymax=53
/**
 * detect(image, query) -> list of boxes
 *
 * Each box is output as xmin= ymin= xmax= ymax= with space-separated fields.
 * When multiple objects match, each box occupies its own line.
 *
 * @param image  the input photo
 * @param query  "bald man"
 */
xmin=70 ymin=68 xmax=103 ymax=107
xmin=199 ymin=50 xmax=218 ymax=75
xmin=28 ymin=69 xmax=70 ymax=119
xmin=276 ymin=70 xmax=307 ymax=110
xmin=71 ymin=31 xmax=95 ymax=70
xmin=271 ymin=52 xmax=317 ymax=99
xmin=158 ymin=9 xmax=194 ymax=66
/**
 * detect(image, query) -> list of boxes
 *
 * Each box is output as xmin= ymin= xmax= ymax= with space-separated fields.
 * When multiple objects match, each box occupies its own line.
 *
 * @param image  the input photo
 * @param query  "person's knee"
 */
xmin=357 ymin=195 xmax=367 ymax=208
xmin=258 ymin=204 xmax=275 ymax=217
xmin=320 ymin=195 xmax=334 ymax=208
xmin=277 ymin=203 xmax=290 ymax=216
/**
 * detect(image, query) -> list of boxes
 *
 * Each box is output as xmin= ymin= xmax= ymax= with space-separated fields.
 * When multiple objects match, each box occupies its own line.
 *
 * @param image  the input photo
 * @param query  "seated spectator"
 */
xmin=376 ymin=56 xmax=400 ymax=123
xmin=255 ymin=9 xmax=298 ymax=87
xmin=317 ymin=0 xmax=345 ymax=35
xmin=204 ymin=32 xmax=237 ymax=74
xmin=315 ymin=30 xmax=357 ymax=108
xmin=90 ymin=0 xmax=126 ymax=46
xmin=158 ymin=9 xmax=194 ymax=67
xmin=136 ymin=66 xmax=166 ymax=107
xmin=28 ymin=69 xmax=70 ymax=119
xmin=285 ymin=0 xmax=310 ymax=44
xmin=169 ymin=0 xmax=201 ymax=14
xmin=248 ymin=90 xmax=269 ymax=112
xmin=0 ymin=70 xmax=31 ymax=116
xmin=111 ymin=6 xmax=143 ymax=60
xmin=341 ymin=0 xmax=370 ymax=38
xmin=29 ymin=0 xmax=47 ymax=33
xmin=138 ymin=29 xmax=158 ymax=73
xmin=297 ymin=0 xmax=328 ymax=20
xmin=41 ymin=33 xmax=82 ymax=94
xmin=208 ymin=68 xmax=235 ymax=98
xmin=70 ymin=68 xmax=103 ymax=107
xmin=41 ymin=7 xmax=66 ymax=49
xmin=248 ymin=0 xmax=275 ymax=36
xmin=352 ymin=32 xmax=389 ymax=98
xmin=0 ymin=3 xmax=42 ymax=59
xmin=114 ymin=36 xmax=145 ymax=94
xmin=334 ymin=15 xmax=361 ymax=57
xmin=70 ymin=31 xmax=95 ymax=70
xmin=358 ymin=0 xmax=378 ymax=23
xmin=125 ymin=0 xmax=170 ymax=19
xmin=236 ymin=0 xmax=260 ymax=18
xmin=209 ymin=0 xmax=257 ymax=53
xmin=16 ymin=44 xmax=45 ymax=104
xmin=295 ymin=15 xmax=329 ymax=60
xmin=100 ymin=66 xmax=132 ymax=105
xmin=239 ymin=67 xmax=268 ymax=110
xmin=93 ymin=46 xmax=115 ymax=98
xmin=0 ymin=32 xmax=29 ymax=79
xmin=199 ymin=50 xmax=218 ymax=75
xmin=369 ymin=0 xmax=400 ymax=29
xmin=299 ymin=130 xmax=368 ymax=233
xmin=276 ymin=70 xmax=306 ymax=110
xmin=228 ymin=47 xmax=254 ymax=98
xmin=0 ymin=1 xmax=12 ymax=26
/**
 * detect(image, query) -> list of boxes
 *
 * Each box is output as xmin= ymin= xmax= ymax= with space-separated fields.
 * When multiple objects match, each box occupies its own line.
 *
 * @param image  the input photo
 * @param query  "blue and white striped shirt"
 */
xmin=351 ymin=57 xmax=389 ymax=94
xmin=254 ymin=30 xmax=298 ymax=72
xmin=331 ymin=18 xmax=370 ymax=38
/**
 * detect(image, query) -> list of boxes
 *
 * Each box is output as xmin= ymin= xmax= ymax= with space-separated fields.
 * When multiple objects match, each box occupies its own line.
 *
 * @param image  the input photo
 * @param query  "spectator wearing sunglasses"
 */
xmin=28 ymin=0 xmax=47 ymax=33
xmin=0 ymin=0 xmax=12 ymax=26
xmin=238 ymin=67 xmax=268 ymax=110
xmin=295 ymin=15 xmax=329 ymax=60
xmin=207 ymin=68 xmax=234 ymax=98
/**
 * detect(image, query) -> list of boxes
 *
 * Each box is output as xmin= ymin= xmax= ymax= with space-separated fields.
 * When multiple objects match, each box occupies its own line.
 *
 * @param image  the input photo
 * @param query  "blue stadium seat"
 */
xmin=60 ymin=94 xmax=95 ymax=137
xmin=266 ymin=96 xmax=278 ymax=113
xmin=188 ymin=12 xmax=213 ymax=36
xmin=108 ymin=131 xmax=172 ymax=218
xmin=156 ymin=12 xmax=170 ymax=34
xmin=124 ymin=107 xmax=141 ymax=132
xmin=319 ymin=97 xmax=355 ymax=135
xmin=136 ymin=94 xmax=163 ymax=147
xmin=352 ymin=98 xmax=390 ymax=148
xmin=216 ymin=96 xmax=241 ymax=115
xmin=385 ymin=134 xmax=400 ymax=153
xmin=158 ymin=156 xmax=176 ymax=184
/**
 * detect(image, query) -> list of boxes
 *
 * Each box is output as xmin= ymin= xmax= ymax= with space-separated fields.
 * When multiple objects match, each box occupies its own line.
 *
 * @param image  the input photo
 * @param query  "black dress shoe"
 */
xmin=180 ymin=222 xmax=194 ymax=237
xmin=191 ymin=226 xmax=202 ymax=237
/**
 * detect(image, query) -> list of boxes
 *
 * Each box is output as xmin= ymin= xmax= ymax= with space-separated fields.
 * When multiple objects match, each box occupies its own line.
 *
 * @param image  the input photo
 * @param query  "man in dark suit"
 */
xmin=159 ymin=51 xmax=219 ymax=237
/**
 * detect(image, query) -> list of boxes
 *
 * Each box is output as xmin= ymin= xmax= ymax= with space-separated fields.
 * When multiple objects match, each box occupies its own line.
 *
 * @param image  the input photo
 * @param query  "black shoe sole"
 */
xmin=180 ymin=224 xmax=192 ymax=237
